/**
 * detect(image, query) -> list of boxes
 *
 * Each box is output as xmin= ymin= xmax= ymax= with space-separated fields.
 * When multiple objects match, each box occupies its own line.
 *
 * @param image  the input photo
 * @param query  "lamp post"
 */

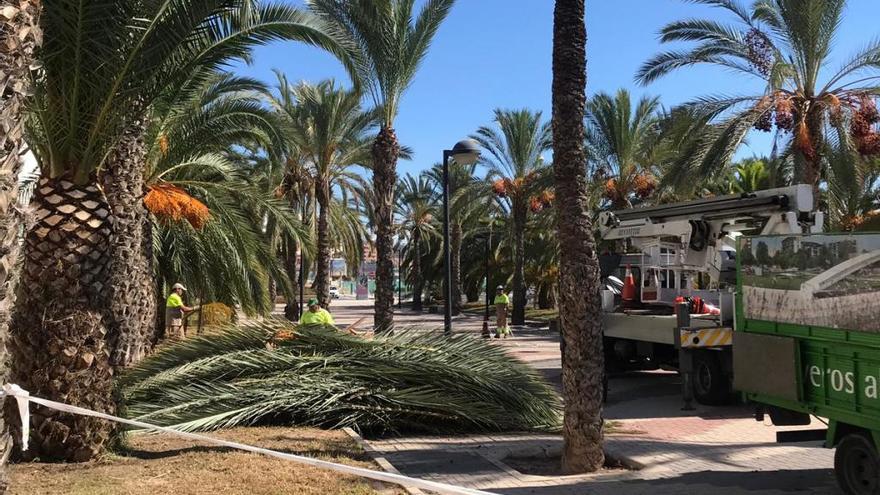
xmin=442 ymin=139 xmax=481 ymax=335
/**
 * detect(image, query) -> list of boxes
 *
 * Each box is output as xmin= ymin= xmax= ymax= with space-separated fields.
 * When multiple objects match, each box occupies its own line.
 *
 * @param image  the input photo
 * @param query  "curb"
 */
xmin=343 ymin=427 xmax=425 ymax=495
xmin=603 ymin=445 xmax=647 ymax=471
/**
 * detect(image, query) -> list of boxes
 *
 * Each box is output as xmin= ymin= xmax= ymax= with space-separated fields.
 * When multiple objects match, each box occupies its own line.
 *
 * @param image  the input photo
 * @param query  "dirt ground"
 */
xmin=9 ymin=427 xmax=405 ymax=495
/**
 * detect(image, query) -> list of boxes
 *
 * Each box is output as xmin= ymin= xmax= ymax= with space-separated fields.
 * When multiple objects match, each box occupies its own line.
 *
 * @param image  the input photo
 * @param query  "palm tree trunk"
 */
xmin=101 ymin=122 xmax=156 ymax=367
xmin=411 ymin=229 xmax=423 ymax=311
xmin=372 ymin=126 xmax=399 ymax=332
xmin=802 ymin=108 xmax=825 ymax=196
xmin=283 ymin=240 xmax=299 ymax=321
xmin=314 ymin=179 xmax=332 ymax=306
xmin=450 ymin=221 xmax=462 ymax=315
xmin=0 ymin=0 xmax=42 ymax=482
xmin=552 ymin=0 xmax=605 ymax=473
xmin=9 ymin=175 xmax=116 ymax=462
xmin=511 ymin=203 xmax=527 ymax=325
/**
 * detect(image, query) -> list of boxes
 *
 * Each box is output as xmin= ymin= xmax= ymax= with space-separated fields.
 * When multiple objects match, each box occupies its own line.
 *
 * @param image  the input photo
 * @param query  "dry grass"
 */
xmin=9 ymin=427 xmax=405 ymax=495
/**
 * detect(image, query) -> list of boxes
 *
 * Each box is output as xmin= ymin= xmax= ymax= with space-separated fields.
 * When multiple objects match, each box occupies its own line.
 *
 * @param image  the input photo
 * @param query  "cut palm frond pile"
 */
xmin=120 ymin=321 xmax=561 ymax=435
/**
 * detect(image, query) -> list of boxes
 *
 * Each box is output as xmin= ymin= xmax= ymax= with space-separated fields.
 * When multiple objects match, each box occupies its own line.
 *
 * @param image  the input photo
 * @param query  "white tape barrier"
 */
xmin=1 ymin=384 xmax=497 ymax=495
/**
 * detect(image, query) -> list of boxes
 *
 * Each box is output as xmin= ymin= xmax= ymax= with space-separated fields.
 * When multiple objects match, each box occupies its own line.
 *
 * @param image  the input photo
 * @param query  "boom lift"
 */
xmin=597 ymin=185 xmax=823 ymax=405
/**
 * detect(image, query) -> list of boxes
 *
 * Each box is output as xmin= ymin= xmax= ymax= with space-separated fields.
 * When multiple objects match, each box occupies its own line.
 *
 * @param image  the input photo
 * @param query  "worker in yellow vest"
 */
xmin=299 ymin=299 xmax=335 ymax=326
xmin=165 ymin=283 xmax=195 ymax=340
xmin=494 ymin=286 xmax=511 ymax=338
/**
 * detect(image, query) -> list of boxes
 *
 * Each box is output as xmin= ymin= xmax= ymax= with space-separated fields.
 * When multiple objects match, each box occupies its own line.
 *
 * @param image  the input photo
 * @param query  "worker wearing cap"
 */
xmin=299 ymin=298 xmax=335 ymax=326
xmin=165 ymin=283 xmax=195 ymax=340
xmin=494 ymin=286 xmax=511 ymax=338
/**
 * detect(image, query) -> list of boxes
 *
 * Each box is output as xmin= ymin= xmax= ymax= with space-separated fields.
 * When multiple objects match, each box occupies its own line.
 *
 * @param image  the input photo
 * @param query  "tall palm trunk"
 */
xmin=410 ymin=229 xmax=423 ymax=311
xmin=283 ymin=241 xmax=299 ymax=321
xmin=372 ymin=126 xmax=399 ymax=331
xmin=101 ymin=122 xmax=157 ymax=367
xmin=552 ymin=0 xmax=605 ymax=473
xmin=0 ymin=0 xmax=42 ymax=483
xmin=9 ymin=175 xmax=116 ymax=462
xmin=511 ymin=202 xmax=527 ymax=325
xmin=314 ymin=178 xmax=332 ymax=306
xmin=801 ymin=108 xmax=825 ymax=196
xmin=450 ymin=221 xmax=462 ymax=315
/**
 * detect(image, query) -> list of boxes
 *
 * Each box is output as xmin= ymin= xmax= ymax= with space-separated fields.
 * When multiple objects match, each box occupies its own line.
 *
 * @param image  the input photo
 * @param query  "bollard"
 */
xmin=676 ymin=302 xmax=696 ymax=411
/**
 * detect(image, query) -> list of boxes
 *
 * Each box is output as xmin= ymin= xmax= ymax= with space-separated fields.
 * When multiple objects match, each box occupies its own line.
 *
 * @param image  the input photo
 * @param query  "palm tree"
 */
xmin=396 ymin=174 xmax=437 ymax=311
xmin=825 ymin=148 xmax=880 ymax=231
xmin=273 ymin=78 xmax=376 ymax=306
xmin=0 ymin=0 xmax=41 ymax=483
xmin=552 ymin=0 xmax=605 ymax=473
xmin=14 ymin=1 xmax=345 ymax=462
xmin=638 ymin=0 xmax=880 ymax=192
xmin=145 ymin=73 xmax=309 ymax=323
xmin=308 ymin=0 xmax=456 ymax=331
xmin=587 ymin=89 xmax=662 ymax=208
xmin=473 ymin=109 xmax=552 ymax=325
xmin=727 ymin=158 xmax=772 ymax=193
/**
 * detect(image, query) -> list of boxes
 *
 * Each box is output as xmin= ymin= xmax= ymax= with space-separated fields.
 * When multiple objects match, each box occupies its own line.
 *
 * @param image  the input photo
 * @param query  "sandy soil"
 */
xmin=9 ymin=427 xmax=405 ymax=495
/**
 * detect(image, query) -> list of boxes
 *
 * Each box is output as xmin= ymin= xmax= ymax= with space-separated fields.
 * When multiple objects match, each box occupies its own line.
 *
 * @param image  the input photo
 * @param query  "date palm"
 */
xmin=552 ymin=0 xmax=605 ymax=473
xmin=307 ymin=0 xmax=456 ymax=331
xmin=424 ymin=161 xmax=481 ymax=314
xmin=272 ymin=78 xmax=376 ymax=306
xmin=638 ymin=0 xmax=880 ymax=192
xmin=0 ymin=0 xmax=41 ymax=485
xmin=825 ymin=147 xmax=880 ymax=231
xmin=146 ymin=73 xmax=309 ymax=321
xmin=396 ymin=173 xmax=437 ymax=311
xmin=473 ymin=108 xmax=552 ymax=325
xmin=587 ymin=89 xmax=662 ymax=208
xmin=15 ymin=0 xmax=345 ymax=461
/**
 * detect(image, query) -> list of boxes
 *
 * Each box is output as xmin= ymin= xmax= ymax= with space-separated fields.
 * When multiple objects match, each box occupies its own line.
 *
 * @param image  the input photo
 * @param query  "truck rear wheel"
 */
xmin=835 ymin=433 xmax=880 ymax=495
xmin=692 ymin=351 xmax=731 ymax=405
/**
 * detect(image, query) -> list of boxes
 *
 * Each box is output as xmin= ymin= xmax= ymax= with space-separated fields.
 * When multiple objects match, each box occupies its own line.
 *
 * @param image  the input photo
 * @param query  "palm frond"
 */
xmin=121 ymin=321 xmax=562 ymax=434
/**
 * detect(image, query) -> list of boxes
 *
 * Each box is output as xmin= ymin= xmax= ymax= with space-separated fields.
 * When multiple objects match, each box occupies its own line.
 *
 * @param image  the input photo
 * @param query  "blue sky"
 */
xmin=233 ymin=0 xmax=880 ymax=177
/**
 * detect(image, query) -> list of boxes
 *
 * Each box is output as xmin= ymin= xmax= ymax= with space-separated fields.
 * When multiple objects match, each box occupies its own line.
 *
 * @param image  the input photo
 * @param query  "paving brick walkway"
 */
xmin=365 ymin=432 xmax=836 ymax=494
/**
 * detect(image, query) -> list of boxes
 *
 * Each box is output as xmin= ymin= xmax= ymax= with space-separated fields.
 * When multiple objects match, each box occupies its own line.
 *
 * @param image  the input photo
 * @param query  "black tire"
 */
xmin=835 ymin=433 xmax=880 ymax=495
xmin=692 ymin=351 xmax=731 ymax=405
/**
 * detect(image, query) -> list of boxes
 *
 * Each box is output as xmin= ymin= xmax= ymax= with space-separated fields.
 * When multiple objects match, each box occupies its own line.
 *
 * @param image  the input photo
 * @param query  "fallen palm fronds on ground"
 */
xmin=120 ymin=321 xmax=561 ymax=435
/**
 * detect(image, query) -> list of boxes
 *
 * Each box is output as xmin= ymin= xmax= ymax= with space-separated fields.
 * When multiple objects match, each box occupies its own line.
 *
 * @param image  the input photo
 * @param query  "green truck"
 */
xmin=734 ymin=232 xmax=880 ymax=495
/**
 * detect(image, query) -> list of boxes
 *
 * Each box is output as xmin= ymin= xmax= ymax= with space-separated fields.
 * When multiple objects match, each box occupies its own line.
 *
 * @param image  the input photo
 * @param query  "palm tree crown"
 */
xmin=586 ymin=89 xmax=662 ymax=207
xmin=638 ymin=0 xmax=880 ymax=189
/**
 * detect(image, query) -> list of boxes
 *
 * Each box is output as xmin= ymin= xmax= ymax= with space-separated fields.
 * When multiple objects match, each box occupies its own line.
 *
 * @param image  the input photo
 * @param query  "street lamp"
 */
xmin=442 ymin=138 xmax=481 ymax=335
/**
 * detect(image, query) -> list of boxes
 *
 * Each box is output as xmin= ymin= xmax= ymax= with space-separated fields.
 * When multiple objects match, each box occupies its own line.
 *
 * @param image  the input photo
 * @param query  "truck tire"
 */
xmin=692 ymin=351 xmax=731 ymax=405
xmin=835 ymin=433 xmax=880 ymax=495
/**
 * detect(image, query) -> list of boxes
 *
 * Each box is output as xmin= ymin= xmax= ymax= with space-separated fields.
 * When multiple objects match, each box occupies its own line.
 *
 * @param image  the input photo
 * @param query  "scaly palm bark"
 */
xmin=450 ymin=220 xmax=462 ymax=315
xmin=314 ymin=179 xmax=332 ymax=306
xmin=10 ymin=176 xmax=116 ymax=462
xmin=102 ymin=121 xmax=157 ymax=366
xmin=552 ymin=0 xmax=605 ymax=473
xmin=283 ymin=240 xmax=300 ymax=321
xmin=0 ymin=0 xmax=42 ymax=484
xmin=511 ymin=203 xmax=527 ymax=325
xmin=372 ymin=126 xmax=399 ymax=331
xmin=410 ymin=228 xmax=423 ymax=311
